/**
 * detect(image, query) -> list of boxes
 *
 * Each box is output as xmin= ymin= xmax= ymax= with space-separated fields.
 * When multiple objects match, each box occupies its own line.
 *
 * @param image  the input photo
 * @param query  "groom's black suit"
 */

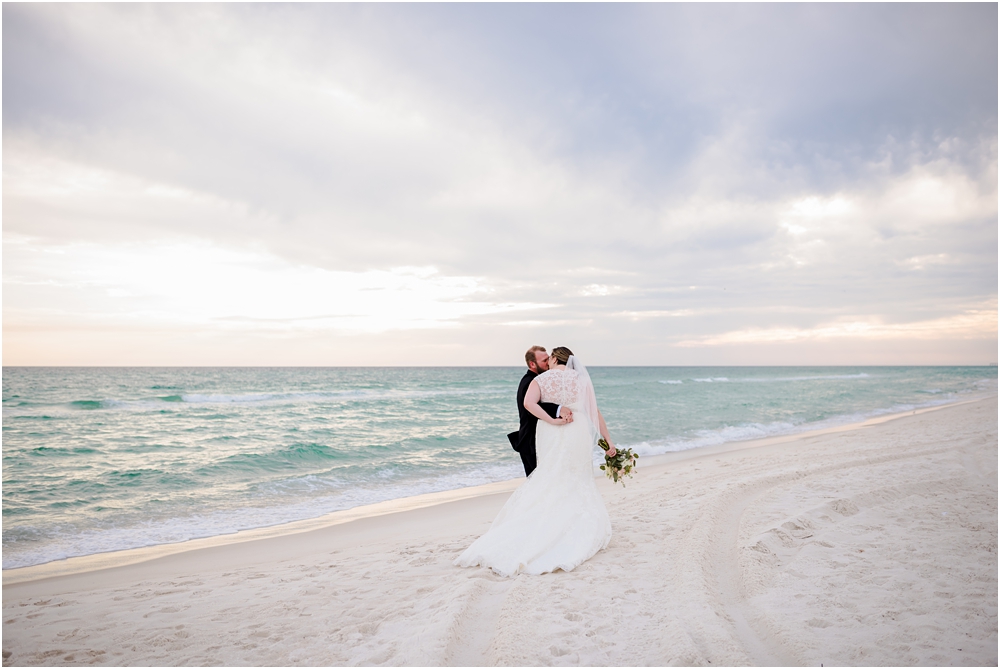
xmin=508 ymin=369 xmax=561 ymax=477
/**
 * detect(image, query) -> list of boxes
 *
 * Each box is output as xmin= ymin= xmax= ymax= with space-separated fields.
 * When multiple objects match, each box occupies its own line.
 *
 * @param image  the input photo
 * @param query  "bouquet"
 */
xmin=598 ymin=438 xmax=638 ymax=486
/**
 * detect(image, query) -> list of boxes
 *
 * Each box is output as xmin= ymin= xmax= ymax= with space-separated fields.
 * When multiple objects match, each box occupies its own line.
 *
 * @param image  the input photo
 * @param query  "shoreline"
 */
xmin=3 ymin=395 xmax=995 ymax=666
xmin=3 ymin=394 xmax=987 ymax=587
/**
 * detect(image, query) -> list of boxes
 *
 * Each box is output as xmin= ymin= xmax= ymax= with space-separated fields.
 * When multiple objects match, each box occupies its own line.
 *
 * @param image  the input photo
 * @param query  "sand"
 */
xmin=3 ymin=396 xmax=996 ymax=666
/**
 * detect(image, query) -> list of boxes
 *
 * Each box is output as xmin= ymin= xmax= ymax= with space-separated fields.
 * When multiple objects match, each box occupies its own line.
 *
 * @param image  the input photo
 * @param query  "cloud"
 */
xmin=678 ymin=305 xmax=998 ymax=347
xmin=2 ymin=4 xmax=996 ymax=364
xmin=3 ymin=236 xmax=552 ymax=336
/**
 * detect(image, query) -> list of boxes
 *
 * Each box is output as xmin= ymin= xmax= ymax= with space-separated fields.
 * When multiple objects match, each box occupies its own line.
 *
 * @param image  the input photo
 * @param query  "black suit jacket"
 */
xmin=508 ymin=370 xmax=560 ymax=476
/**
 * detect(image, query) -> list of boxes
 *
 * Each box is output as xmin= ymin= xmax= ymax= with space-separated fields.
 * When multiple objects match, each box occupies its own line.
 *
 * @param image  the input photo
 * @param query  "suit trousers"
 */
xmin=518 ymin=442 xmax=537 ymax=477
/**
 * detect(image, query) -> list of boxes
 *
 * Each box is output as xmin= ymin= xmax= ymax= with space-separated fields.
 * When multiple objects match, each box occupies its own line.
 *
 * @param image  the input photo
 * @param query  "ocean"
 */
xmin=2 ymin=365 xmax=995 ymax=570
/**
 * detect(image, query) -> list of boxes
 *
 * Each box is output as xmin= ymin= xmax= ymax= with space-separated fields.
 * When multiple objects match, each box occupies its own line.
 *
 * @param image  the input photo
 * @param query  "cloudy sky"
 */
xmin=4 ymin=3 xmax=997 ymax=366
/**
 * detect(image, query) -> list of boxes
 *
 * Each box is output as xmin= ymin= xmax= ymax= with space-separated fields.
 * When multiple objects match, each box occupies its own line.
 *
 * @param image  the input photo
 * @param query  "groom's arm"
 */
xmin=540 ymin=403 xmax=572 ymax=421
xmin=539 ymin=402 xmax=560 ymax=419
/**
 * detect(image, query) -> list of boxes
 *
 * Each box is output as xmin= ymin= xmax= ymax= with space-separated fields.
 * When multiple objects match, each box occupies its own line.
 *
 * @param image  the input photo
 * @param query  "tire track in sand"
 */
xmin=442 ymin=574 xmax=513 ymax=665
xmin=674 ymin=442 xmax=958 ymax=666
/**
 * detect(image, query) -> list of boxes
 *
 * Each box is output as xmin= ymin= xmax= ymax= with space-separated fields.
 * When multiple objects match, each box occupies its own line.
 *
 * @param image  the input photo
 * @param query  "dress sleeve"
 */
xmin=535 ymin=372 xmax=552 ymax=401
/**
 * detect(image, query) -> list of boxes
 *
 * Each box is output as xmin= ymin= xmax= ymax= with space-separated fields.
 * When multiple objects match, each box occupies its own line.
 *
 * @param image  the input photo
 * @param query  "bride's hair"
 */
xmin=550 ymin=347 xmax=573 ymax=365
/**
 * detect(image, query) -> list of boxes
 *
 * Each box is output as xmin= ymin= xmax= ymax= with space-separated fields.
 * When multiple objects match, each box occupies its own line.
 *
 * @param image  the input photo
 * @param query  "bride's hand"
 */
xmin=605 ymin=443 xmax=617 ymax=457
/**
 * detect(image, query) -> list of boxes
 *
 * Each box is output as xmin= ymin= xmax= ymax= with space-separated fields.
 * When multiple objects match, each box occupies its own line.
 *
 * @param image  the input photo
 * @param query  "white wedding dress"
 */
xmin=454 ymin=362 xmax=612 ymax=576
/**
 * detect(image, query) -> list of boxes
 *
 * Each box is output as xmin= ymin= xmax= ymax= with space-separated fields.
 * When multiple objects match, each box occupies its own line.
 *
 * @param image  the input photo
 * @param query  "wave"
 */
xmin=4 ymin=387 xmax=511 ymax=416
xmin=616 ymin=421 xmax=799 ymax=459
xmin=69 ymin=400 xmax=103 ymax=410
xmin=617 ymin=395 xmax=967 ymax=459
xmin=63 ymin=375 xmax=880 ymax=410
xmin=733 ymin=373 xmax=872 ymax=383
xmin=197 ymin=442 xmax=347 ymax=475
xmin=177 ymin=387 xmax=507 ymax=405
xmin=691 ymin=373 xmax=871 ymax=384
xmin=1 ymin=461 xmax=524 ymax=570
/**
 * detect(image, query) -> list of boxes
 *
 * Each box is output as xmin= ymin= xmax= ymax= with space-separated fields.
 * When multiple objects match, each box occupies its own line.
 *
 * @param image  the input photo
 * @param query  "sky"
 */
xmin=3 ymin=3 xmax=997 ymax=366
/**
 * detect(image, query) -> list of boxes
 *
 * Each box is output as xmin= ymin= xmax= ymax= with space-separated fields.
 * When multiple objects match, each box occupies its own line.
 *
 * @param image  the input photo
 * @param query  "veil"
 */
xmin=566 ymin=355 xmax=601 ymax=439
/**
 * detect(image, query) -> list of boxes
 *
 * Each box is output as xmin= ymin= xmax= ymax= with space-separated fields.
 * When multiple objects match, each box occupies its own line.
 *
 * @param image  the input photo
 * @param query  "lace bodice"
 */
xmin=536 ymin=368 xmax=580 ymax=405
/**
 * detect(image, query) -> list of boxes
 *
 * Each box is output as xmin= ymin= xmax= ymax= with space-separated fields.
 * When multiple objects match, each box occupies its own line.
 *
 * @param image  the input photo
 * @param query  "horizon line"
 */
xmin=4 ymin=364 xmax=998 ymax=369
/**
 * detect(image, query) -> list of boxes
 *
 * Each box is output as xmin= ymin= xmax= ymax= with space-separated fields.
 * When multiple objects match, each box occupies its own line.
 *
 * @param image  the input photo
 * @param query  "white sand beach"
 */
xmin=3 ymin=397 xmax=996 ymax=666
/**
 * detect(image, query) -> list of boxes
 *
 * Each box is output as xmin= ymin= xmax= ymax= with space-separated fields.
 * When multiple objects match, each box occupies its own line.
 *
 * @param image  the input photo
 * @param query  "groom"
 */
xmin=508 ymin=346 xmax=573 ymax=476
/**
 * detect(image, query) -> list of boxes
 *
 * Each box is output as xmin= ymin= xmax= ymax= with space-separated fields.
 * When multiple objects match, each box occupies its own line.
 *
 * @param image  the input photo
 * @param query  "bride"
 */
xmin=455 ymin=347 xmax=618 ymax=576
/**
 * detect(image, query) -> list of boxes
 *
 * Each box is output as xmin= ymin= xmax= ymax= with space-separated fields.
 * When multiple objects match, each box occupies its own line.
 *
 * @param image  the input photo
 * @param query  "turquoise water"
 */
xmin=3 ymin=366 xmax=995 ymax=569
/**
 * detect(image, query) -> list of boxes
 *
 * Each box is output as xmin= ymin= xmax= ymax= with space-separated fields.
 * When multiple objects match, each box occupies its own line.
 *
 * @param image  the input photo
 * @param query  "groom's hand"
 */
xmin=561 ymin=408 xmax=574 ymax=423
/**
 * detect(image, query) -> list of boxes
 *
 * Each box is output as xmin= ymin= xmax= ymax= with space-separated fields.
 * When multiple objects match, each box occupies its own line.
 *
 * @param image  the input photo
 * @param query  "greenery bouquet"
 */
xmin=598 ymin=438 xmax=638 ymax=486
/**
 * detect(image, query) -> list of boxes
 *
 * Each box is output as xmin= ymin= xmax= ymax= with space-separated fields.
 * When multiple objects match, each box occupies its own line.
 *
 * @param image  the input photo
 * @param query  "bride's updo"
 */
xmin=550 ymin=347 xmax=573 ymax=366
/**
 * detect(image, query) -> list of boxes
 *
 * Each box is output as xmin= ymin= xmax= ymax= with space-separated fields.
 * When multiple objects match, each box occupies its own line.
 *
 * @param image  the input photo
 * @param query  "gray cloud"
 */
xmin=3 ymin=3 xmax=996 ymax=364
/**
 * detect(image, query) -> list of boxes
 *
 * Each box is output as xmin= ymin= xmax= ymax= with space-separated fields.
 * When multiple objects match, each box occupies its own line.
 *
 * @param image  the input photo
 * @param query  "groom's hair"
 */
xmin=525 ymin=346 xmax=546 ymax=366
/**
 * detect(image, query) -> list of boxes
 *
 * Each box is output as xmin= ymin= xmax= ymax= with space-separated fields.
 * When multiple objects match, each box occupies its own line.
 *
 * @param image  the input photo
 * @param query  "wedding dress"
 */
xmin=454 ymin=358 xmax=612 ymax=576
